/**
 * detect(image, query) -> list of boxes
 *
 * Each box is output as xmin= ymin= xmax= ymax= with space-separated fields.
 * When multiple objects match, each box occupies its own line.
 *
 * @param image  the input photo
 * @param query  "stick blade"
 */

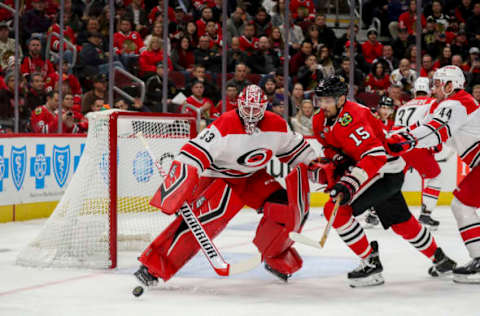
xmin=289 ymin=232 xmax=323 ymax=249
xmin=227 ymin=253 xmax=262 ymax=275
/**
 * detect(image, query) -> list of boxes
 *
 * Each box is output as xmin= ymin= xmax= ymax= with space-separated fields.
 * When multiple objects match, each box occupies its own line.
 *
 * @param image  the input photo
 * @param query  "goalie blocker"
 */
xmin=139 ymin=161 xmax=310 ymax=282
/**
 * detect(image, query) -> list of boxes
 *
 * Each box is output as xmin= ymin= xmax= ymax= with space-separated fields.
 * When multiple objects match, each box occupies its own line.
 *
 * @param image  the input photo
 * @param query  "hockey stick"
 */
xmin=289 ymin=195 xmax=342 ymax=249
xmin=136 ymin=132 xmax=261 ymax=276
xmin=396 ymin=121 xmax=449 ymax=146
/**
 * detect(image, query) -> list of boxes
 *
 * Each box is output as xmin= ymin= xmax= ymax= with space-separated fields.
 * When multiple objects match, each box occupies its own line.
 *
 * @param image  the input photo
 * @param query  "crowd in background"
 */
xmin=0 ymin=0 xmax=480 ymax=135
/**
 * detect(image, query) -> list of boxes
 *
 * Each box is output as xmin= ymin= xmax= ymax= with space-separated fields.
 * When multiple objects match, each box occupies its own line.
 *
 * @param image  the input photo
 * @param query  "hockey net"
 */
xmin=16 ymin=110 xmax=196 ymax=269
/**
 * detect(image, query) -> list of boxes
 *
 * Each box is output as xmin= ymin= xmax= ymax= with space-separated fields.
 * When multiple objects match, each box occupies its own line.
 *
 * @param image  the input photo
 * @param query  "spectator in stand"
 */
xmin=239 ymin=23 xmax=259 ymax=56
xmin=290 ymin=99 xmax=314 ymax=136
xmin=271 ymin=0 xmax=286 ymax=27
xmin=0 ymin=71 xmax=29 ymax=131
xmin=420 ymin=54 xmax=435 ymax=78
xmin=318 ymin=45 xmax=335 ymax=78
xmin=21 ymin=0 xmax=52 ymax=44
xmin=365 ymin=61 xmax=391 ymax=96
xmin=406 ymin=45 xmax=418 ymax=70
xmin=144 ymin=22 xmax=164 ymax=49
xmin=314 ymin=13 xmax=336 ymax=50
xmin=297 ymin=55 xmax=323 ymax=91
xmin=21 ymin=37 xmax=55 ymax=82
xmin=114 ymin=17 xmax=145 ymax=70
xmin=452 ymin=54 xmax=468 ymax=72
xmin=215 ymin=83 xmax=239 ymax=112
xmin=47 ymin=92 xmax=84 ymax=134
xmin=305 ymin=24 xmax=322 ymax=55
xmin=270 ymin=94 xmax=287 ymax=117
xmin=247 ymin=35 xmax=280 ymax=74
xmin=290 ymin=0 xmax=315 ymax=19
xmin=289 ymin=40 xmax=312 ymax=76
xmin=472 ymin=84 xmax=480 ymax=102
xmin=62 ymin=92 xmax=88 ymax=132
xmin=30 ymin=90 xmax=58 ymax=134
xmin=263 ymin=77 xmax=277 ymax=107
xmin=397 ymin=0 xmax=426 ymax=36
xmin=171 ymin=37 xmax=195 ymax=73
xmin=387 ymin=84 xmax=409 ymax=108
xmin=114 ymin=98 xmax=129 ymax=110
xmin=81 ymin=74 xmax=108 ymax=114
xmin=145 ymin=61 xmax=177 ymax=112
xmin=433 ymin=46 xmax=452 ymax=69
xmin=196 ymin=7 xmax=215 ymax=37
xmin=205 ymin=20 xmax=223 ymax=50
xmin=422 ymin=18 xmax=437 ymax=57
xmin=290 ymin=82 xmax=305 ymax=111
xmin=279 ymin=13 xmax=304 ymax=51
xmin=450 ymin=30 xmax=469 ymax=59
xmin=47 ymin=13 xmax=78 ymax=64
xmin=372 ymin=44 xmax=398 ymax=74
xmin=194 ymin=35 xmax=221 ymax=73
xmin=466 ymin=47 xmax=480 ymax=91
xmin=342 ymin=46 xmax=368 ymax=83
xmin=226 ymin=6 xmax=247 ymax=46
xmin=226 ymin=62 xmax=251 ymax=92
xmin=25 ymin=73 xmax=46 ymax=111
xmin=182 ymin=80 xmax=217 ymax=129
xmin=126 ymin=0 xmax=148 ymax=34
xmin=253 ymin=7 xmax=272 ymax=37
xmin=455 ymin=0 xmax=473 ymax=23
xmin=227 ymin=36 xmax=248 ymax=72
xmin=259 ymin=66 xmax=293 ymax=93
xmin=148 ymin=3 xmax=175 ymax=26
xmin=268 ymin=26 xmax=285 ymax=58
xmin=362 ymin=28 xmax=384 ymax=65
xmin=77 ymin=32 xmax=123 ymax=80
xmin=427 ymin=0 xmax=449 ymax=33
xmin=466 ymin=2 xmax=480 ymax=48
xmin=391 ymin=27 xmax=415 ymax=60
xmin=45 ymin=60 xmax=82 ymax=105
xmin=139 ymin=36 xmax=173 ymax=79
xmin=390 ymin=58 xmax=417 ymax=94
xmin=77 ymin=17 xmax=101 ymax=46
xmin=185 ymin=64 xmax=219 ymax=103
xmin=0 ymin=22 xmax=21 ymax=73
xmin=185 ymin=21 xmax=199 ymax=48
xmin=89 ymin=97 xmax=105 ymax=113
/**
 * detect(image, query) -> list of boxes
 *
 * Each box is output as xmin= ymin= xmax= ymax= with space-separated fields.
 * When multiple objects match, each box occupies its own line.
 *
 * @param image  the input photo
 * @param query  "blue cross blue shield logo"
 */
xmin=133 ymin=151 xmax=153 ymax=183
xmin=0 ymin=145 xmax=9 ymax=192
xmin=74 ymin=143 xmax=85 ymax=172
xmin=30 ymin=144 xmax=51 ymax=190
xmin=53 ymin=145 xmax=71 ymax=188
xmin=10 ymin=145 xmax=27 ymax=191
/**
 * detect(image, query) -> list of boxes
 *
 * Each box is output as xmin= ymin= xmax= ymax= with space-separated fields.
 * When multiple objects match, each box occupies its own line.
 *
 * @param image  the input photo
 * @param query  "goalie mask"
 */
xmin=238 ymin=84 xmax=268 ymax=134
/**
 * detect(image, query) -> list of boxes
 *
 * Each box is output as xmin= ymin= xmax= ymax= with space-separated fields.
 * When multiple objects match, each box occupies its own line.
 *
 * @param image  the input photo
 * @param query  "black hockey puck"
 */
xmin=132 ymin=286 xmax=144 ymax=297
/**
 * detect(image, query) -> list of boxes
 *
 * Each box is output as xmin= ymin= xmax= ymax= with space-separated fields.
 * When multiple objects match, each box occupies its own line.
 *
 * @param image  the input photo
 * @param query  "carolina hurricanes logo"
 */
xmin=237 ymin=148 xmax=273 ymax=168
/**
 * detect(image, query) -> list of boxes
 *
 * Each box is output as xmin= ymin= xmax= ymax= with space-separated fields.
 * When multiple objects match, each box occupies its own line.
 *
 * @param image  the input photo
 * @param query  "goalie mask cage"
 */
xmin=16 ymin=110 xmax=197 ymax=269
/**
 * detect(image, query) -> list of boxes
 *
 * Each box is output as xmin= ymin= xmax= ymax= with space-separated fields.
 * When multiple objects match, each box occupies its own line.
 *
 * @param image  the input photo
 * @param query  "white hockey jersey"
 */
xmin=409 ymin=90 xmax=480 ymax=168
xmin=394 ymin=96 xmax=437 ymax=128
xmin=177 ymin=110 xmax=317 ymax=178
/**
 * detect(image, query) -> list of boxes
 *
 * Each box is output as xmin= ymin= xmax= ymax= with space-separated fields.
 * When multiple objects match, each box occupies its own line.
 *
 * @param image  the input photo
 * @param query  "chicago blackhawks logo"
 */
xmin=339 ymin=112 xmax=353 ymax=127
xmin=237 ymin=148 xmax=273 ymax=168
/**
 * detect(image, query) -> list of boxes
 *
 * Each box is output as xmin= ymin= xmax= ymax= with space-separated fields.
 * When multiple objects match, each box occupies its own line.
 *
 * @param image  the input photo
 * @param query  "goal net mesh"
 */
xmin=16 ymin=110 xmax=193 ymax=268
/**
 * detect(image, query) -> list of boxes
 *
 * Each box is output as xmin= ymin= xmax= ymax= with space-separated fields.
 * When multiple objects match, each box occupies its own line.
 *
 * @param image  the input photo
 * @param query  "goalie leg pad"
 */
xmin=150 ymin=160 xmax=199 ymax=215
xmin=253 ymin=165 xmax=310 ymax=275
xmin=140 ymin=179 xmax=244 ymax=281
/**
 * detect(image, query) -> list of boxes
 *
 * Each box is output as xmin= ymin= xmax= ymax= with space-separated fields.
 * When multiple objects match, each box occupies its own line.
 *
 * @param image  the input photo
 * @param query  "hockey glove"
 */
xmin=329 ymin=167 xmax=368 ymax=206
xmin=308 ymin=158 xmax=336 ymax=189
xmin=386 ymin=131 xmax=417 ymax=156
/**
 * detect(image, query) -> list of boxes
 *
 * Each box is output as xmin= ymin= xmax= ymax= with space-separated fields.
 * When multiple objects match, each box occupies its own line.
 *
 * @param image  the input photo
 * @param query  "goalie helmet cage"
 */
xmin=16 ymin=110 xmax=197 ymax=269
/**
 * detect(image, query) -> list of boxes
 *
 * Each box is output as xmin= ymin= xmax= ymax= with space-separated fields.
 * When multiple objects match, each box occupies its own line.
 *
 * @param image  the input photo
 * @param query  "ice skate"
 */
xmin=419 ymin=205 xmax=440 ymax=231
xmin=348 ymin=241 xmax=384 ymax=288
xmin=265 ymin=263 xmax=291 ymax=282
xmin=134 ymin=265 xmax=159 ymax=287
xmin=453 ymin=258 xmax=480 ymax=284
xmin=428 ymin=248 xmax=456 ymax=277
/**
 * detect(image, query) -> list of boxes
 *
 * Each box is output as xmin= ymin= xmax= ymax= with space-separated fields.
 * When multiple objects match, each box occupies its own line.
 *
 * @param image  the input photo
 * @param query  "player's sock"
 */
xmin=336 ymin=216 xmax=372 ymax=259
xmin=391 ymin=215 xmax=437 ymax=260
xmin=422 ymin=176 xmax=441 ymax=213
xmin=451 ymin=197 xmax=480 ymax=259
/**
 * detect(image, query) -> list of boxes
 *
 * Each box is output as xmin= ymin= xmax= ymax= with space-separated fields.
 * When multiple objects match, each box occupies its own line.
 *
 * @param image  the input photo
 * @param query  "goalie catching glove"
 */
xmin=150 ymin=160 xmax=199 ymax=215
xmin=385 ymin=131 xmax=417 ymax=156
xmin=329 ymin=167 xmax=368 ymax=205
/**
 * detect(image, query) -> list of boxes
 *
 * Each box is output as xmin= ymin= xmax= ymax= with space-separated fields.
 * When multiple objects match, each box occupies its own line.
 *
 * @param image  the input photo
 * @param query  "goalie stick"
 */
xmin=289 ymin=196 xmax=342 ymax=249
xmin=136 ymin=132 xmax=261 ymax=277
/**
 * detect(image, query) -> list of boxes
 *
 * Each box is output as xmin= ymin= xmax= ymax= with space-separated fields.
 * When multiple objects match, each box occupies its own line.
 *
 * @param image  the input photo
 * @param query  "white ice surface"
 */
xmin=0 ymin=206 xmax=478 ymax=316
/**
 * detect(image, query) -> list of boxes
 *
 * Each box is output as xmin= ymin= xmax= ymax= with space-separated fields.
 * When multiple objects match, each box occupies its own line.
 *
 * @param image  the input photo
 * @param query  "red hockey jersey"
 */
xmin=30 ymin=105 xmax=56 ymax=134
xmin=114 ymin=31 xmax=145 ymax=55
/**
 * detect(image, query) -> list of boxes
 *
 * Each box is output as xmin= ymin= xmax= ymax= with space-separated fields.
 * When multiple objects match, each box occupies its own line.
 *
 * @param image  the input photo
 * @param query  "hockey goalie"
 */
xmin=134 ymin=84 xmax=318 ymax=286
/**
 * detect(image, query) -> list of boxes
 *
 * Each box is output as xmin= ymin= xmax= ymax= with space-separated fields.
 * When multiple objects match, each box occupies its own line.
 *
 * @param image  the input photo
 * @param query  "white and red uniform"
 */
xmin=139 ymin=110 xmax=317 ymax=281
xmin=312 ymin=100 xmax=439 ymax=262
xmin=113 ymin=31 xmax=145 ymax=55
xmin=408 ymin=90 xmax=480 ymax=257
xmin=394 ymin=96 xmax=443 ymax=212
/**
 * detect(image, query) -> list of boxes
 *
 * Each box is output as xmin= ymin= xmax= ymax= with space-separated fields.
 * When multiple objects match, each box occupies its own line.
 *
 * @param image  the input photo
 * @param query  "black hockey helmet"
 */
xmin=378 ymin=95 xmax=394 ymax=108
xmin=315 ymin=76 xmax=349 ymax=98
